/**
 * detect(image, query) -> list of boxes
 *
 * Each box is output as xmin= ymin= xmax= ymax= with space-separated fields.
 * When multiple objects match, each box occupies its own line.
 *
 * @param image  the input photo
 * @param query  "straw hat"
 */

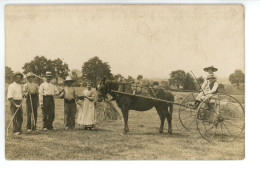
xmin=26 ymin=72 xmax=35 ymax=78
xmin=64 ymin=76 xmax=74 ymax=82
xmin=45 ymin=71 xmax=52 ymax=77
xmin=13 ymin=72 xmax=24 ymax=79
xmin=204 ymin=66 xmax=218 ymax=72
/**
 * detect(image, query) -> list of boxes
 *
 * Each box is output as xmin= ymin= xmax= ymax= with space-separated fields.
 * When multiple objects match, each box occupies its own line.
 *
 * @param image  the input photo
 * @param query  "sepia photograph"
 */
xmin=4 ymin=4 xmax=245 ymax=160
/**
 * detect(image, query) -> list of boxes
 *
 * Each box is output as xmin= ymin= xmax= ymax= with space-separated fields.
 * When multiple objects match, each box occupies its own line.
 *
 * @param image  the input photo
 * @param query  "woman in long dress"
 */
xmin=77 ymin=83 xmax=95 ymax=130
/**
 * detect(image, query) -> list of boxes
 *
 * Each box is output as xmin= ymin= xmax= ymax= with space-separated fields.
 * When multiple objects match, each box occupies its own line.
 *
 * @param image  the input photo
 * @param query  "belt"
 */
xmin=43 ymin=95 xmax=54 ymax=97
xmin=64 ymin=99 xmax=76 ymax=103
xmin=13 ymin=99 xmax=22 ymax=101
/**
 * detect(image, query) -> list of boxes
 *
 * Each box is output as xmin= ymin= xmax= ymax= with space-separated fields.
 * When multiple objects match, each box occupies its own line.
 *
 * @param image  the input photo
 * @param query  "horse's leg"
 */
xmin=165 ymin=109 xmax=172 ymax=134
xmin=121 ymin=106 xmax=129 ymax=133
xmin=155 ymin=107 xmax=165 ymax=133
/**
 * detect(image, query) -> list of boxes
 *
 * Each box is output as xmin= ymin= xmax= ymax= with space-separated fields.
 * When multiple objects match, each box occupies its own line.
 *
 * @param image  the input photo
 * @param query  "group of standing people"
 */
xmin=7 ymin=71 xmax=96 ymax=135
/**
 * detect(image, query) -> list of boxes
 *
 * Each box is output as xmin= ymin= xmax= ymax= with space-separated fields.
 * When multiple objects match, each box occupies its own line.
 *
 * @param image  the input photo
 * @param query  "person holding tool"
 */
xmin=7 ymin=72 xmax=24 ymax=135
xmin=23 ymin=72 xmax=39 ymax=132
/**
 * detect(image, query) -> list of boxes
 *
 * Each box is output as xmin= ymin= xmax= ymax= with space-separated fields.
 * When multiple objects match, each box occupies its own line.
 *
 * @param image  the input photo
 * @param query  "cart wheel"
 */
xmin=179 ymin=93 xmax=198 ymax=131
xmin=196 ymin=94 xmax=244 ymax=142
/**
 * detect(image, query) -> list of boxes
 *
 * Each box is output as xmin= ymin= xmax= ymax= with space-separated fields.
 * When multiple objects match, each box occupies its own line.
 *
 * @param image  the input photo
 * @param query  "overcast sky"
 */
xmin=5 ymin=5 xmax=244 ymax=79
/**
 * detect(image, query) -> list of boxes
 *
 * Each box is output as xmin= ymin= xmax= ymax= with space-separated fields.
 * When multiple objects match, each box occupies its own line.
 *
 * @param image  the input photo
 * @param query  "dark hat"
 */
xmin=13 ymin=72 xmax=24 ymax=79
xmin=45 ymin=71 xmax=52 ymax=77
xmin=26 ymin=72 xmax=35 ymax=78
xmin=204 ymin=66 xmax=218 ymax=72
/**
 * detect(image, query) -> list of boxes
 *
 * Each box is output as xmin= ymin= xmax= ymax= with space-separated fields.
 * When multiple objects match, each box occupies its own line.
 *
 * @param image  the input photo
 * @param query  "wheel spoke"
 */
xmin=223 ymin=96 xmax=232 ymax=112
xmin=187 ymin=116 xmax=197 ymax=129
xmin=222 ymin=122 xmax=233 ymax=136
xmin=223 ymin=120 xmax=244 ymax=130
xmin=182 ymin=114 xmax=196 ymax=120
xmin=224 ymin=104 xmax=242 ymax=117
xmin=191 ymin=93 xmax=196 ymax=101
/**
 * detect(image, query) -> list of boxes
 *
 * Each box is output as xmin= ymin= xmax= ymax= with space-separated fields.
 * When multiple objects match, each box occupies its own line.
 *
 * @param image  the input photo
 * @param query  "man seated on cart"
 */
xmin=194 ymin=74 xmax=219 ymax=108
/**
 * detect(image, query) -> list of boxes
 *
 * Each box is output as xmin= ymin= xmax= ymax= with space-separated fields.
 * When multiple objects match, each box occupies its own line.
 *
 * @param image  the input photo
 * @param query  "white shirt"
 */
xmin=7 ymin=82 xmax=23 ymax=100
xmin=39 ymin=82 xmax=59 ymax=104
xmin=202 ymin=80 xmax=219 ymax=94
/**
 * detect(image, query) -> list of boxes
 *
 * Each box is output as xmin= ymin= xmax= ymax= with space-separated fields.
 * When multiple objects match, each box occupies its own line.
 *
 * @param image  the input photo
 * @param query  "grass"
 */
xmin=5 ymin=86 xmax=245 ymax=160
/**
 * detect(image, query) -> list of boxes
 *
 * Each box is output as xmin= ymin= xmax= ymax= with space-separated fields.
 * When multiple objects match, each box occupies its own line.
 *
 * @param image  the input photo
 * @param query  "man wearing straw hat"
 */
xmin=7 ymin=72 xmax=24 ymax=135
xmin=39 ymin=71 xmax=60 ymax=130
xmin=194 ymin=74 xmax=219 ymax=108
xmin=59 ymin=76 xmax=77 ymax=130
xmin=23 ymin=72 xmax=39 ymax=132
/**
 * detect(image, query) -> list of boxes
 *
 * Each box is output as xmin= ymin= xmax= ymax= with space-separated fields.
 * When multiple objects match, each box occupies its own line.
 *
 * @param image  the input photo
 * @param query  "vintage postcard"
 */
xmin=5 ymin=4 xmax=244 ymax=160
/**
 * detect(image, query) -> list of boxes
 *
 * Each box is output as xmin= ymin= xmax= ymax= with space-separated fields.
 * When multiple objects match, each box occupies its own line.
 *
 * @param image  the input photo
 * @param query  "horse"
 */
xmin=97 ymin=81 xmax=174 ymax=134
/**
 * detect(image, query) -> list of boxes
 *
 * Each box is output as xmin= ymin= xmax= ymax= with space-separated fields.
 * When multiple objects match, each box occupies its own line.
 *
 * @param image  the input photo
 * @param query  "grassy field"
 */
xmin=5 ymin=86 xmax=245 ymax=160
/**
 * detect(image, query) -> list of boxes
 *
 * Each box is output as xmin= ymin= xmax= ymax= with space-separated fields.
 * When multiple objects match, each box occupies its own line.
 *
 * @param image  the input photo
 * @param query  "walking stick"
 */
xmin=29 ymin=93 xmax=36 ymax=130
xmin=6 ymin=104 xmax=21 ymax=137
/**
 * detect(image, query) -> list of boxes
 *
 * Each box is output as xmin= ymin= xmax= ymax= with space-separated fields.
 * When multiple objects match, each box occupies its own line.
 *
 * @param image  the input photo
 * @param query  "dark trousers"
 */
xmin=10 ymin=100 xmax=23 ymax=133
xmin=64 ymin=100 xmax=76 ymax=129
xmin=26 ymin=94 xmax=38 ymax=130
xmin=42 ymin=96 xmax=55 ymax=129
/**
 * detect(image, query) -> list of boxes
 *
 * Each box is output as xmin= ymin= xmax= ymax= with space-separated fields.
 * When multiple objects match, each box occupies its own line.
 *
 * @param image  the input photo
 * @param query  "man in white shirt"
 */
xmin=23 ymin=72 xmax=39 ymax=131
xmin=39 ymin=71 xmax=60 ymax=130
xmin=7 ymin=72 xmax=24 ymax=135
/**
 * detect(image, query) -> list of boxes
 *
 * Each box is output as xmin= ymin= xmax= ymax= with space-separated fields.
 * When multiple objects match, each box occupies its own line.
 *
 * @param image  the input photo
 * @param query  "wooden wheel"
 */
xmin=196 ymin=94 xmax=245 ymax=142
xmin=179 ymin=93 xmax=198 ymax=131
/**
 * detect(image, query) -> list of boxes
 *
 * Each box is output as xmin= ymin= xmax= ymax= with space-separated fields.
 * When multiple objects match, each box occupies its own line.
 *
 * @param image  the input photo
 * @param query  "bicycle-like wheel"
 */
xmin=179 ymin=93 xmax=198 ymax=131
xmin=196 ymin=94 xmax=244 ymax=142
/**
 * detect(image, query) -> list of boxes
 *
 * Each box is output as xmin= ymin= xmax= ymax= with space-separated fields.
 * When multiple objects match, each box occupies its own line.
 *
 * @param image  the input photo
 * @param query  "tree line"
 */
xmin=5 ymin=56 xmax=244 ymax=94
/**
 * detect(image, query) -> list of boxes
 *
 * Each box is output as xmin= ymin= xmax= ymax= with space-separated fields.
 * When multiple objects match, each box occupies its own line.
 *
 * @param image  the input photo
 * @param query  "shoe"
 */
xmin=43 ymin=128 xmax=48 ymax=131
xmin=65 ymin=127 xmax=69 ymax=130
xmin=27 ymin=129 xmax=32 ymax=132
xmin=14 ymin=132 xmax=21 ymax=135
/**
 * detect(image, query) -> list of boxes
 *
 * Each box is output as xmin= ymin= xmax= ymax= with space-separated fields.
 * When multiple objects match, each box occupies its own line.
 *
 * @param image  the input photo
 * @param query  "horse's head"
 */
xmin=96 ymin=80 xmax=118 ymax=102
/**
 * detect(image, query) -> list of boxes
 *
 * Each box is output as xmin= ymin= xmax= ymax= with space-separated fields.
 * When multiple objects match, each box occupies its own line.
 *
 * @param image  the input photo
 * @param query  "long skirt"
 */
xmin=77 ymin=99 xmax=95 ymax=127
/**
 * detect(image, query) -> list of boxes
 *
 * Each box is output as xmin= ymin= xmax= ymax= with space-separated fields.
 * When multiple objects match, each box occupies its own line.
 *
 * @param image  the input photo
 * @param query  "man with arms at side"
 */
xmin=39 ymin=71 xmax=60 ymax=131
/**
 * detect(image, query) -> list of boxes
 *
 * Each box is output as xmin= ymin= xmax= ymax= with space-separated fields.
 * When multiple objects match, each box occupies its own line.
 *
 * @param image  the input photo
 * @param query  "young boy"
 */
xmin=59 ymin=76 xmax=77 ymax=129
xmin=23 ymin=72 xmax=39 ymax=131
xmin=7 ymin=72 xmax=24 ymax=135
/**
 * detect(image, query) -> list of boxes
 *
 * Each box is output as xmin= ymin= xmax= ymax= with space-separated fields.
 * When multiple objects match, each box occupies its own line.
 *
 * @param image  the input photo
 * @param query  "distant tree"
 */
xmin=5 ymin=66 xmax=14 ymax=83
xmin=183 ymin=73 xmax=196 ymax=90
xmin=160 ymin=80 xmax=170 ymax=89
xmin=22 ymin=56 xmax=69 ymax=84
xmin=169 ymin=70 xmax=186 ymax=89
xmin=218 ymin=83 xmax=225 ymax=93
xmin=137 ymin=75 xmax=143 ymax=79
xmin=51 ymin=58 xmax=70 ymax=83
xmin=71 ymin=69 xmax=82 ymax=87
xmin=197 ymin=76 xmax=205 ymax=85
xmin=22 ymin=56 xmax=52 ymax=77
xmin=229 ymin=70 xmax=244 ymax=88
xmin=71 ymin=69 xmax=82 ymax=80
xmin=82 ymin=56 xmax=113 ymax=86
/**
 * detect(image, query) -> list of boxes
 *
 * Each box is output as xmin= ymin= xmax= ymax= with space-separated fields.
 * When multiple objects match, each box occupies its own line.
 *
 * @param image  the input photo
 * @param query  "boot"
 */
xmin=195 ymin=100 xmax=201 ymax=109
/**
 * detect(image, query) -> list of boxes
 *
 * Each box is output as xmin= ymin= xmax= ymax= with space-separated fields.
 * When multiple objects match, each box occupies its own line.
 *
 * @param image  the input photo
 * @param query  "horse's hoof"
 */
xmin=159 ymin=129 xmax=163 ymax=133
xmin=168 ymin=129 xmax=172 ymax=134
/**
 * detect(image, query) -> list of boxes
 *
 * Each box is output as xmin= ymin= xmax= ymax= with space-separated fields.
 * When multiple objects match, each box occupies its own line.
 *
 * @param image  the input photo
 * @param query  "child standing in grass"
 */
xmin=77 ymin=82 xmax=95 ymax=130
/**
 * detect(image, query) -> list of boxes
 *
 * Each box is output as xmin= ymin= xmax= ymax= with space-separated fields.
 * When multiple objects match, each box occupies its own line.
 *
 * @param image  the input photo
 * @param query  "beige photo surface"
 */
xmin=5 ymin=4 xmax=244 ymax=160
